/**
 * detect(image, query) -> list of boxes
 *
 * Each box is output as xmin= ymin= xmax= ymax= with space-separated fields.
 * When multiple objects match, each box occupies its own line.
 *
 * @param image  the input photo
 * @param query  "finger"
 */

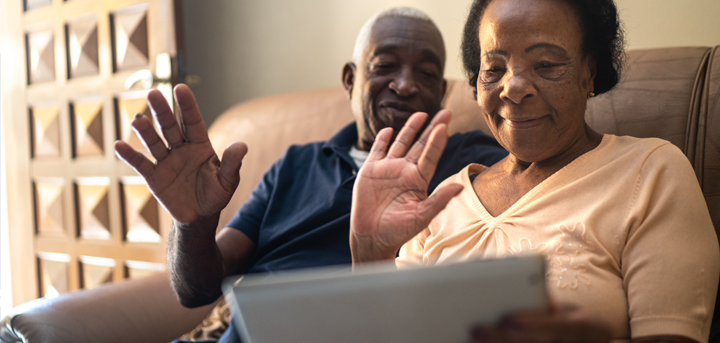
xmin=416 ymin=182 xmax=463 ymax=227
xmin=218 ymin=142 xmax=248 ymax=192
xmin=497 ymin=308 xmax=612 ymax=343
xmin=386 ymin=112 xmax=428 ymax=159
xmin=367 ymin=127 xmax=393 ymax=162
xmin=131 ymin=113 xmax=168 ymax=161
xmin=174 ymin=84 xmax=210 ymax=144
xmin=416 ymin=123 xmax=448 ymax=183
xmin=405 ymin=109 xmax=451 ymax=163
xmin=147 ymin=89 xmax=186 ymax=149
xmin=114 ymin=140 xmax=156 ymax=178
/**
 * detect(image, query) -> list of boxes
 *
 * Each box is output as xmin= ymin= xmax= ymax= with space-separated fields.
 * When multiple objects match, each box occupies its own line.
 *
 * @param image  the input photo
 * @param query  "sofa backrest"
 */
xmin=208 ymin=46 xmax=720 ymax=235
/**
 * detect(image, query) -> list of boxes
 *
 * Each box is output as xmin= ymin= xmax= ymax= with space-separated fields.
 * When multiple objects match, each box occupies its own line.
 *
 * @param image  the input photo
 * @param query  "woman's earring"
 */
xmin=587 ymin=92 xmax=596 ymax=99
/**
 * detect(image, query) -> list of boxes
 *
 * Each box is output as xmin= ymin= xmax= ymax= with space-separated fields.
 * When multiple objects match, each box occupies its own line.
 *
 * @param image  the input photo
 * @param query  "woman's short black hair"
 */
xmin=461 ymin=0 xmax=625 ymax=97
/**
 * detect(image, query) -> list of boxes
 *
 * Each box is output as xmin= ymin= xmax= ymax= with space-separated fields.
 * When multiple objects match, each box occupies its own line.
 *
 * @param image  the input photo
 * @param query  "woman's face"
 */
xmin=477 ymin=0 xmax=595 ymax=163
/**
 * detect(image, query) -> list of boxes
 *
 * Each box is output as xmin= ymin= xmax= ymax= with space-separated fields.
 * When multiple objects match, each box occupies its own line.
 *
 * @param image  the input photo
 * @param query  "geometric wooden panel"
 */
xmin=120 ymin=177 xmax=161 ymax=242
xmin=125 ymin=260 xmax=164 ymax=280
xmin=115 ymin=92 xmax=153 ymax=158
xmin=66 ymin=17 xmax=99 ymax=78
xmin=26 ymin=29 xmax=55 ymax=84
xmin=37 ymin=252 xmax=70 ymax=298
xmin=24 ymin=0 xmax=52 ymax=11
xmin=70 ymin=99 xmax=103 ymax=157
xmin=75 ymin=177 xmax=111 ymax=240
xmin=30 ymin=105 xmax=61 ymax=158
xmin=79 ymin=256 xmax=115 ymax=289
xmin=111 ymin=6 xmax=148 ymax=72
xmin=33 ymin=178 xmax=65 ymax=235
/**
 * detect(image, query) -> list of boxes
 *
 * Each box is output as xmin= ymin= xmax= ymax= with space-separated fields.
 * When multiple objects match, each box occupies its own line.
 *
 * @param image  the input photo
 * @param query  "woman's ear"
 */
xmin=586 ymin=55 xmax=597 ymax=93
xmin=342 ymin=62 xmax=356 ymax=100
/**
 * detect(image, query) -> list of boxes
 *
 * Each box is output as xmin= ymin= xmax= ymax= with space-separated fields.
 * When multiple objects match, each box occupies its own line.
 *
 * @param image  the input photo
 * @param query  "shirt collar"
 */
xmin=322 ymin=122 xmax=360 ymax=169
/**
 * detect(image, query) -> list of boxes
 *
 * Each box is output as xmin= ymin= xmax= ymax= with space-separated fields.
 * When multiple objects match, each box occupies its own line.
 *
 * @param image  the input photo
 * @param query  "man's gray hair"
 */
xmin=352 ymin=7 xmax=437 ymax=64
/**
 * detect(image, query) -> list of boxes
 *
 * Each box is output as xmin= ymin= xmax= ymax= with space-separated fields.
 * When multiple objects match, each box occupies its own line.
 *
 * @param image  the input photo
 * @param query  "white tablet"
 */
xmin=223 ymin=255 xmax=547 ymax=343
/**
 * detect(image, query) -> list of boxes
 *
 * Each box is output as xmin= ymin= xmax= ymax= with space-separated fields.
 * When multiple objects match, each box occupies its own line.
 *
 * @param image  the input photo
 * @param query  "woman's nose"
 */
xmin=499 ymin=71 xmax=536 ymax=104
xmin=389 ymin=68 xmax=419 ymax=97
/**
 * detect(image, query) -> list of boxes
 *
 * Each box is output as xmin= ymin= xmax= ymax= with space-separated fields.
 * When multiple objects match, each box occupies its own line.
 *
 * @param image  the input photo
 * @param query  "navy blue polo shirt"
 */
xmin=226 ymin=122 xmax=507 ymax=274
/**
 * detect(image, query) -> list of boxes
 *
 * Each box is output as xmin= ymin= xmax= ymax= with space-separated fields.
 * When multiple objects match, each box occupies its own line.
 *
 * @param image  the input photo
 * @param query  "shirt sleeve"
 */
xmin=622 ymin=143 xmax=720 ymax=342
xmin=396 ymin=228 xmax=431 ymax=268
xmin=224 ymin=153 xmax=284 ymax=243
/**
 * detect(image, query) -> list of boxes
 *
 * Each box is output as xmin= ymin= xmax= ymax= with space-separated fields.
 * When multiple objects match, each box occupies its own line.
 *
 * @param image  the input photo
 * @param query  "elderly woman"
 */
xmin=349 ymin=0 xmax=720 ymax=342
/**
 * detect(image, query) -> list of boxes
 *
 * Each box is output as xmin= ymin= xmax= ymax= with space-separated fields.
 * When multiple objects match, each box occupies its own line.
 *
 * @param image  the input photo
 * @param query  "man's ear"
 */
xmin=342 ymin=62 xmax=356 ymax=100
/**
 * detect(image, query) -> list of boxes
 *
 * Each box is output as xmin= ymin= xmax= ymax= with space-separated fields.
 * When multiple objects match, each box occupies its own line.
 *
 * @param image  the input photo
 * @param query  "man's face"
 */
xmin=343 ymin=16 xmax=446 ymax=151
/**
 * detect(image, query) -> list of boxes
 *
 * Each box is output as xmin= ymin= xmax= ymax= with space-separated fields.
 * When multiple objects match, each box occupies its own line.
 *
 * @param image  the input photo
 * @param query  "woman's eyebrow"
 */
xmin=525 ymin=43 xmax=568 ymax=54
xmin=484 ymin=49 xmax=508 ymax=57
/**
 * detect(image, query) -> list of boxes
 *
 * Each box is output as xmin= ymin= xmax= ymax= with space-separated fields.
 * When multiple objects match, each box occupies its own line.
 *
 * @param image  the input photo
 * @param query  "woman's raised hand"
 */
xmin=114 ymin=84 xmax=248 ymax=225
xmin=349 ymin=110 xmax=464 ymax=263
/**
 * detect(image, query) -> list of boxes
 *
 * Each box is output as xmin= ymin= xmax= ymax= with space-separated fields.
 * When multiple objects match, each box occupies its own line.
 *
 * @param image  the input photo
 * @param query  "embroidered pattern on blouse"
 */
xmin=546 ymin=222 xmax=595 ymax=289
xmin=508 ymin=238 xmax=549 ymax=256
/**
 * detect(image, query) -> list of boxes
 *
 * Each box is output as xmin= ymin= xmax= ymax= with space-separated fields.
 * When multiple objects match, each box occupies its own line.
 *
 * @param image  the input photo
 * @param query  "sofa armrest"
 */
xmin=0 ymin=272 xmax=215 ymax=343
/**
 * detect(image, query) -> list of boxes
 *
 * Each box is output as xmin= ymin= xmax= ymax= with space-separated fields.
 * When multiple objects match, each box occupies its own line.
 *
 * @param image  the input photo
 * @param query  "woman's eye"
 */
xmin=535 ymin=62 xmax=567 ymax=79
xmin=480 ymin=67 xmax=505 ymax=83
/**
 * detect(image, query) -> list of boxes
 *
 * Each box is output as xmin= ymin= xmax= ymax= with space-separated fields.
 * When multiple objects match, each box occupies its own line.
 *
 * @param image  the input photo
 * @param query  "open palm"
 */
xmin=350 ymin=110 xmax=463 ymax=263
xmin=114 ymin=84 xmax=247 ymax=225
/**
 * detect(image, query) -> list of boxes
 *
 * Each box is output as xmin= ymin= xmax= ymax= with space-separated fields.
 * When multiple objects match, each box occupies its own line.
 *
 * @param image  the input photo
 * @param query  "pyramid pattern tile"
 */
xmin=25 ymin=0 xmax=52 ymax=11
xmin=75 ymin=179 xmax=111 ymax=240
xmin=125 ymin=260 xmax=164 ymax=279
xmin=121 ymin=181 xmax=161 ymax=242
xmin=80 ymin=261 xmax=114 ymax=289
xmin=27 ymin=29 xmax=55 ymax=84
xmin=116 ymin=95 xmax=154 ymax=158
xmin=31 ymin=106 xmax=61 ymax=157
xmin=72 ymin=100 xmax=103 ymax=157
xmin=67 ymin=18 xmax=99 ymax=78
xmin=34 ymin=179 xmax=65 ymax=235
xmin=113 ymin=9 xmax=148 ymax=71
xmin=38 ymin=258 xmax=69 ymax=297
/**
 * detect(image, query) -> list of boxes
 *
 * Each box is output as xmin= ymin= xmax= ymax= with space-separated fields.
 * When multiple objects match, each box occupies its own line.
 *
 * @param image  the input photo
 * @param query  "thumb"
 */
xmin=219 ymin=142 xmax=248 ymax=190
xmin=416 ymin=183 xmax=464 ymax=227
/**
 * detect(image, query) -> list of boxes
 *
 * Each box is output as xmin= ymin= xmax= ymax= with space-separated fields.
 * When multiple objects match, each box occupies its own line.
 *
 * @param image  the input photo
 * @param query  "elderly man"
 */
xmin=115 ymin=7 xmax=506 ymax=342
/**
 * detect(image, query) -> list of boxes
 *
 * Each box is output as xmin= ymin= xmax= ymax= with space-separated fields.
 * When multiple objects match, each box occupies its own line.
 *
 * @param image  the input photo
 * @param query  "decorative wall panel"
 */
xmin=125 ymin=260 xmax=164 ymax=279
xmin=37 ymin=252 xmax=70 ymax=298
xmin=30 ymin=105 xmax=61 ymax=158
xmin=75 ymin=177 xmax=111 ymax=240
xmin=111 ymin=6 xmax=149 ymax=72
xmin=71 ymin=99 xmax=103 ymax=157
xmin=66 ymin=17 xmax=99 ymax=78
xmin=79 ymin=256 xmax=115 ymax=289
xmin=116 ymin=93 xmax=153 ymax=158
xmin=120 ymin=177 xmax=161 ymax=242
xmin=26 ymin=29 xmax=55 ymax=84
xmin=33 ymin=178 xmax=65 ymax=235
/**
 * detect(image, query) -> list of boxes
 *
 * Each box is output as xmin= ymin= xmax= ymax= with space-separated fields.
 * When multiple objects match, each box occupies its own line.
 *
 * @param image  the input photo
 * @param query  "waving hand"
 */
xmin=114 ymin=84 xmax=247 ymax=225
xmin=350 ymin=110 xmax=464 ymax=263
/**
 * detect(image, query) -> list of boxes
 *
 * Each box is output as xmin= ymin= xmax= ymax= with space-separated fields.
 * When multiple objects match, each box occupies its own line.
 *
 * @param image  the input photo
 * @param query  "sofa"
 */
xmin=1 ymin=45 xmax=718 ymax=343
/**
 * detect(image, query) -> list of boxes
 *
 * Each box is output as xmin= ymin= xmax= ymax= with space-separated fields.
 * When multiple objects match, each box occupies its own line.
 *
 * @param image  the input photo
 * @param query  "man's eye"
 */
xmin=372 ymin=63 xmax=394 ymax=70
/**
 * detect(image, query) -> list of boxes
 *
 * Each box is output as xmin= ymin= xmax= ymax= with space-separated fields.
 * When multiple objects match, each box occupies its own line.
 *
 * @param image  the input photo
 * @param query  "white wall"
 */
xmin=181 ymin=0 xmax=720 ymax=125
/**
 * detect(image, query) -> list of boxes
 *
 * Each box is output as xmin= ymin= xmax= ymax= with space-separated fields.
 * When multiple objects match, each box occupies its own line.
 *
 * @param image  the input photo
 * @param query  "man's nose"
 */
xmin=499 ymin=70 xmax=536 ymax=104
xmin=389 ymin=67 xmax=419 ymax=97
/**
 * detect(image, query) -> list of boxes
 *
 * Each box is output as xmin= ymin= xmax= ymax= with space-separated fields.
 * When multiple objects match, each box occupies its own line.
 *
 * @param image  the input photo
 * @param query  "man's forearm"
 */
xmin=167 ymin=215 xmax=225 ymax=308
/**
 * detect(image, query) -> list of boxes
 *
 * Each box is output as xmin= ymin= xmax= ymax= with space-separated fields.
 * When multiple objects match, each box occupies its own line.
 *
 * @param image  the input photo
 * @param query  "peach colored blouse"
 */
xmin=397 ymin=135 xmax=719 ymax=342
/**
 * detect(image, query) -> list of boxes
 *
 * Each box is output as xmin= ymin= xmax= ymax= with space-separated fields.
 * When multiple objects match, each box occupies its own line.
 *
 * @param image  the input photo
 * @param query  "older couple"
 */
xmin=116 ymin=1 xmax=719 ymax=342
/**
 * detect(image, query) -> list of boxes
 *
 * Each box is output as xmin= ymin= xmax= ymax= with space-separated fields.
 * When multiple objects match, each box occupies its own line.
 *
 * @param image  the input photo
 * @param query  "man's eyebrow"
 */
xmin=525 ymin=43 xmax=567 ymax=54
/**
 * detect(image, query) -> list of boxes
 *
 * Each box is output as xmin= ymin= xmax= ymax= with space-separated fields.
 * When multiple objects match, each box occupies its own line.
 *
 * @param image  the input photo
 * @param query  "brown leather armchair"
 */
xmin=1 ymin=45 xmax=718 ymax=343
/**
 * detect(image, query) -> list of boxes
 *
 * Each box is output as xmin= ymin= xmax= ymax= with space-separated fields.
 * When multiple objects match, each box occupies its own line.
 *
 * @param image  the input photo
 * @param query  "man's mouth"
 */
xmin=379 ymin=101 xmax=416 ymax=116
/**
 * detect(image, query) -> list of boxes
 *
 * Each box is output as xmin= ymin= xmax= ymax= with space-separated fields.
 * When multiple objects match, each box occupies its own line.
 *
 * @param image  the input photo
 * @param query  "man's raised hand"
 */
xmin=114 ymin=84 xmax=247 ymax=225
xmin=349 ymin=110 xmax=464 ymax=264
